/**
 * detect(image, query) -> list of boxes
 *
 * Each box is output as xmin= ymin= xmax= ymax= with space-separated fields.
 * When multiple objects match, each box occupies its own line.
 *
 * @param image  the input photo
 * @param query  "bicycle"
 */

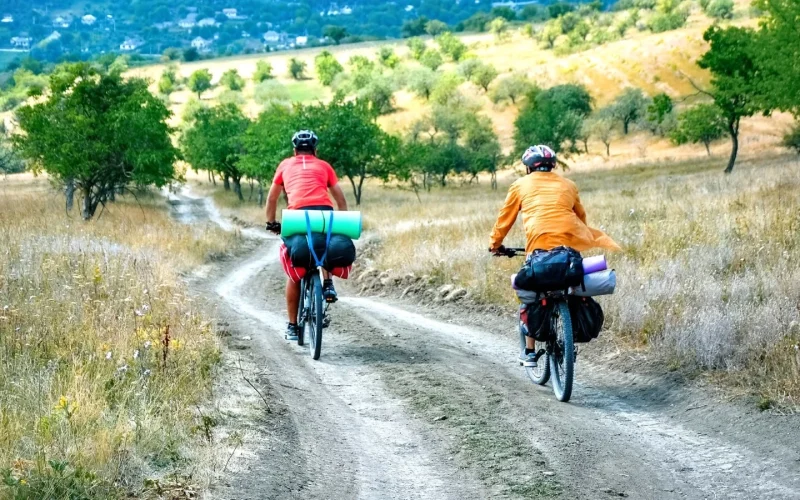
xmin=496 ymin=247 xmax=576 ymax=403
xmin=267 ymin=217 xmax=333 ymax=361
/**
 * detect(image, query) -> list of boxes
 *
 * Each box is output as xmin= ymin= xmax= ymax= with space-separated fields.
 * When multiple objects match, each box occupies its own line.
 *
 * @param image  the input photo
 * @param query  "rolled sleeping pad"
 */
xmin=573 ymin=269 xmax=617 ymax=297
xmin=281 ymin=209 xmax=362 ymax=240
xmin=582 ymin=255 xmax=608 ymax=275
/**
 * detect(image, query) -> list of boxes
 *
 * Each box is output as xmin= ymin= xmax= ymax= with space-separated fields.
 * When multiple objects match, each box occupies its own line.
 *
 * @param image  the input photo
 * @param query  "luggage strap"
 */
xmin=305 ymin=210 xmax=334 ymax=269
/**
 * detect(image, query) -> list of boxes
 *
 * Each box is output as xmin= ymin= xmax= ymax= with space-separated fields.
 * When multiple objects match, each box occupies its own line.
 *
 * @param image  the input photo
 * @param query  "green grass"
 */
xmin=285 ymin=79 xmax=329 ymax=102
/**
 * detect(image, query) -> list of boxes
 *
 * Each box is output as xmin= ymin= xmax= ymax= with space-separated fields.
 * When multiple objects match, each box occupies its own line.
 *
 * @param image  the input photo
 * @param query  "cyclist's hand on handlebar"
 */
xmin=265 ymin=221 xmax=281 ymax=234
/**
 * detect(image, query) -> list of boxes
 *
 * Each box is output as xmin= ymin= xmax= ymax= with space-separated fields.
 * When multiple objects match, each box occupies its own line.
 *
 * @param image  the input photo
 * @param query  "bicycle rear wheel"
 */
xmin=549 ymin=300 xmax=574 ymax=402
xmin=307 ymin=273 xmax=323 ymax=360
xmin=520 ymin=319 xmax=550 ymax=385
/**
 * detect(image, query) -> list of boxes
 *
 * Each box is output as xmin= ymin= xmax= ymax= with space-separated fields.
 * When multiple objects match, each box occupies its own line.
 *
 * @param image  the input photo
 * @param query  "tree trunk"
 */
xmin=605 ymin=142 xmax=610 ymax=157
xmin=65 ymin=179 xmax=75 ymax=212
xmin=440 ymin=171 xmax=447 ymax=187
xmin=725 ymin=118 xmax=739 ymax=174
xmin=623 ymin=119 xmax=629 ymax=135
xmin=232 ymin=176 xmax=243 ymax=201
xmin=704 ymin=141 xmax=711 ymax=156
xmin=491 ymin=171 xmax=497 ymax=190
xmin=223 ymin=175 xmax=230 ymax=191
xmin=258 ymin=183 xmax=265 ymax=206
xmin=582 ymin=139 xmax=589 ymax=154
xmin=81 ymin=186 xmax=94 ymax=220
xmin=248 ymin=180 xmax=254 ymax=201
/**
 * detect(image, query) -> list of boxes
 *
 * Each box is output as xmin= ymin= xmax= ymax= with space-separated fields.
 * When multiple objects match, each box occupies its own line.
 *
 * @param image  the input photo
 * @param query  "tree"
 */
xmin=646 ymin=93 xmax=674 ymax=134
xmin=188 ymin=69 xmax=213 ymax=99
xmin=430 ymin=72 xmax=464 ymax=105
xmin=420 ymin=49 xmax=444 ymax=71
xmin=288 ymin=58 xmax=307 ymax=80
xmin=315 ymin=51 xmax=344 ymax=86
xmin=513 ymin=84 xmax=592 ymax=158
xmin=490 ymin=73 xmax=536 ymax=104
xmin=158 ymin=69 xmax=176 ymax=95
xmin=241 ymin=104 xmax=297 ymax=205
xmin=323 ymin=25 xmax=348 ymax=45
xmin=436 ymin=32 xmax=468 ymax=62
xmin=705 ymin=0 xmax=734 ymax=19
xmin=297 ymin=99 xmax=399 ymax=205
xmin=755 ymin=0 xmax=800 ymax=115
xmin=402 ymin=16 xmax=429 ymax=38
xmin=697 ymin=26 xmax=763 ymax=172
xmin=254 ymin=80 xmax=291 ymax=106
xmin=609 ymin=88 xmax=651 ymax=134
xmin=408 ymin=67 xmax=439 ymax=101
xmin=461 ymin=12 xmax=493 ymax=32
xmin=377 ymin=47 xmax=401 ymax=69
xmin=183 ymin=47 xmax=200 ymax=62
xmin=220 ymin=68 xmax=245 ymax=91
xmin=588 ymin=117 xmax=615 ymax=157
xmin=463 ymin=114 xmax=502 ymax=188
xmin=648 ymin=0 xmax=689 ymax=33
xmin=781 ymin=122 xmax=800 ymax=154
xmin=489 ymin=18 xmax=510 ymax=42
xmin=407 ymin=37 xmax=427 ymax=60
xmin=670 ymin=104 xmax=727 ymax=155
xmin=425 ymin=20 xmax=448 ymax=36
xmin=0 ymin=138 xmax=24 ymax=175
xmin=458 ymin=59 xmax=482 ymax=80
xmin=540 ymin=21 xmax=562 ymax=49
xmin=358 ymin=75 xmax=396 ymax=115
xmin=161 ymin=47 xmax=182 ymax=62
xmin=491 ymin=6 xmax=518 ymax=21
xmin=471 ymin=63 xmax=498 ymax=92
xmin=181 ymin=103 xmax=250 ymax=200
xmin=253 ymin=61 xmax=274 ymax=82
xmin=14 ymin=64 xmax=177 ymax=219
xmin=520 ymin=5 xmax=542 ymax=21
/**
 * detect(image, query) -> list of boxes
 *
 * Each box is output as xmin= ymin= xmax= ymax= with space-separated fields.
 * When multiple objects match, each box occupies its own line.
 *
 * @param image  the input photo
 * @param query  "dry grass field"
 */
xmin=0 ymin=177 xmax=240 ymax=496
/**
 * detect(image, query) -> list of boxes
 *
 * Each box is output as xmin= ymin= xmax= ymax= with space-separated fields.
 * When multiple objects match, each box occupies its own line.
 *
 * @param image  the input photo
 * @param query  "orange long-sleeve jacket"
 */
xmin=489 ymin=171 xmax=621 ymax=254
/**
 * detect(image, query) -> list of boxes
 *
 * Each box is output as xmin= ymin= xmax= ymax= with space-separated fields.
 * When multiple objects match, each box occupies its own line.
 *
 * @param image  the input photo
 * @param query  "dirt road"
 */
xmin=172 ymin=193 xmax=800 ymax=499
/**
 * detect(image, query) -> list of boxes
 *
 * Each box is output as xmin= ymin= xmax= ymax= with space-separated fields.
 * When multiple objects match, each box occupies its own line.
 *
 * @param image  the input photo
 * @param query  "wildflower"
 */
xmin=19 ymin=479 xmax=27 ymax=486
xmin=135 ymin=304 xmax=151 ymax=317
xmin=144 ymin=341 xmax=152 ymax=349
xmin=105 ymin=351 xmax=113 ymax=360
xmin=143 ymin=369 xmax=151 ymax=377
xmin=133 ymin=350 xmax=140 ymax=359
xmin=117 ymin=365 xmax=128 ymax=374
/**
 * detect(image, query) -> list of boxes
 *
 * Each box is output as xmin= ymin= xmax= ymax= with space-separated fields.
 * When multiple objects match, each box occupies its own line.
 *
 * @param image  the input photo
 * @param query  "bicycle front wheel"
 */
xmin=307 ymin=273 xmax=323 ymax=360
xmin=549 ymin=300 xmax=574 ymax=402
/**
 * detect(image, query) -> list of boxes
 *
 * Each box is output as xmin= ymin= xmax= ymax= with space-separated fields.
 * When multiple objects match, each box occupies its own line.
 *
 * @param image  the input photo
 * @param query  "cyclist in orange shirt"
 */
xmin=266 ymin=130 xmax=348 ymax=341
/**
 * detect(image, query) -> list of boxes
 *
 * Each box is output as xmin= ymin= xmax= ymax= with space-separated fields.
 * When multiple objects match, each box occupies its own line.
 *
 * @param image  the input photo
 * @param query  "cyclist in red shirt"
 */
xmin=265 ymin=130 xmax=348 ymax=341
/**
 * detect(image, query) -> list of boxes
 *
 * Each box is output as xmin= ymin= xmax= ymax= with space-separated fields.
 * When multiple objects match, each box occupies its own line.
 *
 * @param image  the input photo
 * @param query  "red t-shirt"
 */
xmin=272 ymin=155 xmax=338 ymax=209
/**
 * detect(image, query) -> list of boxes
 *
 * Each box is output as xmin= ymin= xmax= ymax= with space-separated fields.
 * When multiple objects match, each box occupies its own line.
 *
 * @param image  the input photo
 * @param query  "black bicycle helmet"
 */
xmin=521 ymin=145 xmax=556 ymax=171
xmin=292 ymin=130 xmax=318 ymax=150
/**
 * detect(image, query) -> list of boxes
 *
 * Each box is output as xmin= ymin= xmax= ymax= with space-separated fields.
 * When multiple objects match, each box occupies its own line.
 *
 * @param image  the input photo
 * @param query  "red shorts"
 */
xmin=279 ymin=244 xmax=352 ymax=283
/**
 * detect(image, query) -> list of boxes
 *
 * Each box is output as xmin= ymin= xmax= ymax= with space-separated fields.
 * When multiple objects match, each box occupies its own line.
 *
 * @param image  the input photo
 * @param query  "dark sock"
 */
xmin=288 ymin=322 xmax=297 ymax=327
xmin=524 ymin=348 xmax=536 ymax=355
xmin=323 ymin=279 xmax=333 ymax=286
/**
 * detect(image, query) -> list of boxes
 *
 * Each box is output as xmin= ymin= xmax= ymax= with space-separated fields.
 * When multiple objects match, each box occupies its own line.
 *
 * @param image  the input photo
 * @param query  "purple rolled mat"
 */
xmin=582 ymin=255 xmax=607 ymax=274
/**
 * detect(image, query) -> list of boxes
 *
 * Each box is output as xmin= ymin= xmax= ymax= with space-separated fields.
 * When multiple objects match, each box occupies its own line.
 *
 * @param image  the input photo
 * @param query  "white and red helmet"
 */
xmin=521 ymin=145 xmax=556 ymax=170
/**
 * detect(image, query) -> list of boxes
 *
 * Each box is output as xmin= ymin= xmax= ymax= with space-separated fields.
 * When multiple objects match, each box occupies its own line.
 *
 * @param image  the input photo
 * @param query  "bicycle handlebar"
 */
xmin=492 ymin=246 xmax=526 ymax=258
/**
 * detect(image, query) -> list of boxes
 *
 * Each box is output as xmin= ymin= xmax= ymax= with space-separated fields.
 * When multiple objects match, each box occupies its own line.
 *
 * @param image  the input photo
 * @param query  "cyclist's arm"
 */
xmin=330 ymin=184 xmax=348 ymax=211
xmin=489 ymin=184 xmax=521 ymax=252
xmin=573 ymin=191 xmax=587 ymax=224
xmin=266 ymin=183 xmax=283 ymax=222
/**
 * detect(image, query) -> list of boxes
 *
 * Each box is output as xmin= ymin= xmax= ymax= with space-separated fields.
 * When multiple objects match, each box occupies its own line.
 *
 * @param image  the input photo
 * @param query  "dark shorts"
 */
xmin=297 ymin=205 xmax=333 ymax=211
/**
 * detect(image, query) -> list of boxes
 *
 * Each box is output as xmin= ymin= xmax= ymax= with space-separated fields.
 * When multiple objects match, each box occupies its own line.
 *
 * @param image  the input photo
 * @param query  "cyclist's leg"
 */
xmin=287 ymin=278 xmax=301 ymax=323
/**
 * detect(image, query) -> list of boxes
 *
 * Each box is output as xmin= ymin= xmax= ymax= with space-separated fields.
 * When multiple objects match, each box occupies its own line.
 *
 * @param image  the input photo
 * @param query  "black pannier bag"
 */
xmin=513 ymin=246 xmax=584 ymax=292
xmin=284 ymin=233 xmax=356 ymax=270
xmin=524 ymin=300 xmax=555 ymax=341
xmin=568 ymin=296 xmax=604 ymax=343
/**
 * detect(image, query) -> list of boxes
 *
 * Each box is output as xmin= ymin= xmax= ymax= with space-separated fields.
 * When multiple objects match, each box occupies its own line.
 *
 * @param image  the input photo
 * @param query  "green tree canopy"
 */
xmin=188 ymin=68 xmax=213 ymax=99
xmin=755 ymin=0 xmax=800 ymax=115
xmin=288 ymin=58 xmax=308 ymax=80
xmin=253 ymin=80 xmax=291 ymax=106
xmin=425 ymin=20 xmax=449 ymax=36
xmin=253 ymin=61 xmax=274 ymax=83
xmin=407 ymin=37 xmax=427 ymax=60
xmin=609 ymin=87 xmax=651 ymax=134
xmin=180 ymin=103 xmax=250 ymax=200
xmin=240 ymin=104 xmax=297 ymax=204
xmin=670 ymin=103 xmax=727 ymax=155
xmin=514 ymin=84 xmax=592 ymax=159
xmin=646 ymin=92 xmax=674 ymax=134
xmin=436 ymin=32 xmax=468 ymax=61
xmin=220 ymin=68 xmax=245 ymax=91
xmin=377 ymin=47 xmax=401 ymax=69
xmin=315 ymin=51 xmax=344 ymax=86
xmin=490 ymin=73 xmax=536 ymax=104
xmin=420 ymin=49 xmax=444 ymax=70
xmin=408 ymin=67 xmax=440 ymax=101
xmin=14 ymin=64 xmax=177 ymax=219
xmin=471 ymin=63 xmax=498 ymax=92
xmin=323 ymin=25 xmax=348 ymax=44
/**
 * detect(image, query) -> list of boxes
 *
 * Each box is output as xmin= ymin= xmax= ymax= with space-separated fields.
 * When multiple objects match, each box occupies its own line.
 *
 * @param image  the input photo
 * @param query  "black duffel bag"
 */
xmin=524 ymin=300 xmax=555 ymax=341
xmin=568 ymin=296 xmax=604 ymax=343
xmin=284 ymin=233 xmax=356 ymax=270
xmin=513 ymin=246 xmax=584 ymax=292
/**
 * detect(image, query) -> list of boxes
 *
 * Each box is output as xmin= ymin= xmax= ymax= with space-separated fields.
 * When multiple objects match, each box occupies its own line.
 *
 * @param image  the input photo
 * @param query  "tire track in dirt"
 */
xmin=339 ymin=297 xmax=800 ymax=499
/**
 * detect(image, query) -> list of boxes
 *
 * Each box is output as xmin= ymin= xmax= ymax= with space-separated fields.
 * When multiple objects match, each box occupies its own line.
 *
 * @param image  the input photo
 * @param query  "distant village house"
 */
xmin=1 ymin=15 xmax=13 ymax=23
xmin=263 ymin=31 xmax=280 ymax=44
xmin=223 ymin=8 xmax=237 ymax=18
xmin=10 ymin=36 xmax=32 ymax=49
xmin=120 ymin=37 xmax=144 ymax=51
xmin=191 ymin=36 xmax=212 ymax=51
xmin=178 ymin=13 xmax=197 ymax=29
xmin=197 ymin=18 xmax=217 ymax=27
xmin=52 ymin=16 xmax=71 ymax=28
xmin=295 ymin=35 xmax=308 ymax=47
xmin=81 ymin=14 xmax=96 ymax=25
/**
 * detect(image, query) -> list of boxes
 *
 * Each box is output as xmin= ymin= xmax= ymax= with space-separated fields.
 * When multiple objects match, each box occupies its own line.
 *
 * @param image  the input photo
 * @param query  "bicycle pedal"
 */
xmin=322 ymin=317 xmax=331 ymax=329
